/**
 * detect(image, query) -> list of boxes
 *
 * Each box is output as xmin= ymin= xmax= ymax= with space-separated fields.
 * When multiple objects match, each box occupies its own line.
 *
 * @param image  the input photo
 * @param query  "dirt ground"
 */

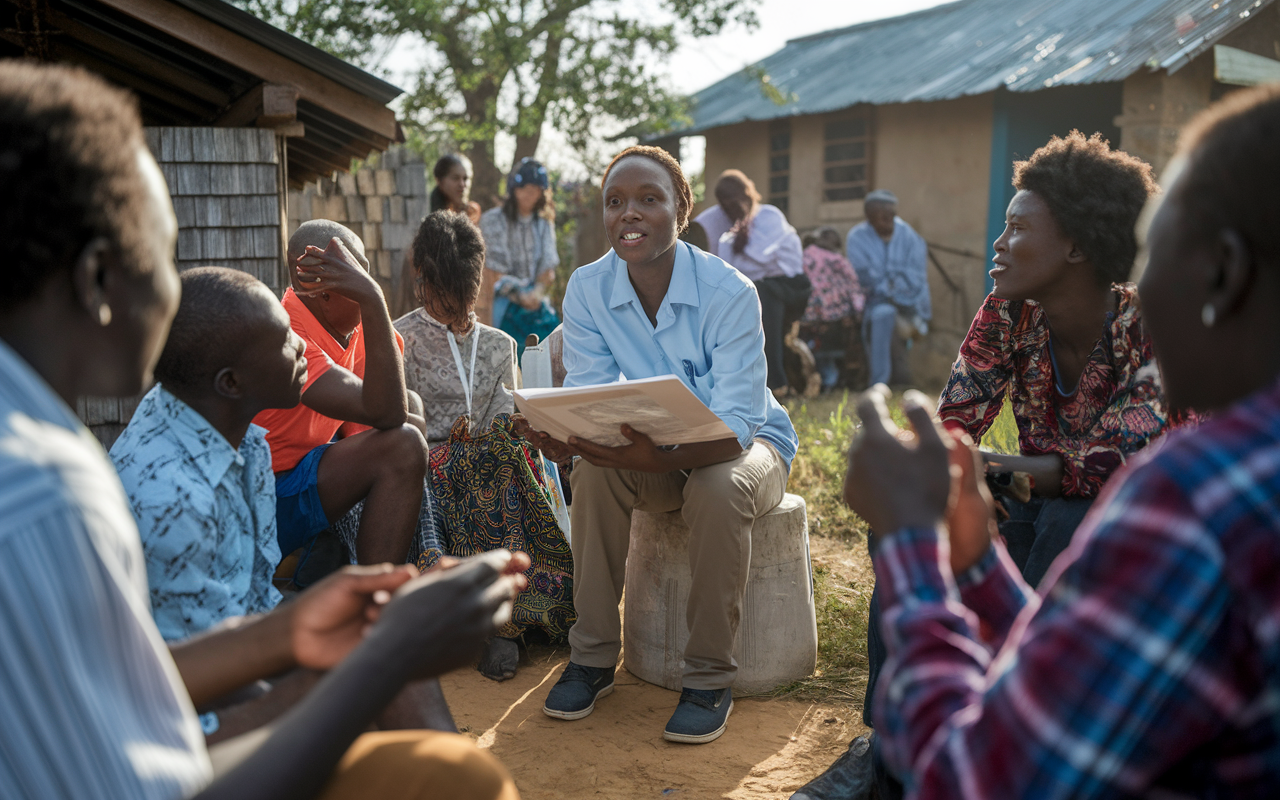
xmin=439 ymin=531 xmax=873 ymax=800
xmin=441 ymin=649 xmax=865 ymax=800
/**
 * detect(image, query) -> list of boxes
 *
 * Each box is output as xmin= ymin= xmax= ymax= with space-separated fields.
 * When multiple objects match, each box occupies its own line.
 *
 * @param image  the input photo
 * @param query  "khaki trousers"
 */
xmin=567 ymin=441 xmax=788 ymax=690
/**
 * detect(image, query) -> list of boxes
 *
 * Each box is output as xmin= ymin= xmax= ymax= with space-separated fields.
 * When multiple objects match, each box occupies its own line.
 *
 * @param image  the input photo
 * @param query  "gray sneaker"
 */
xmin=662 ymin=687 xmax=733 ymax=744
xmin=542 ymin=662 xmax=615 ymax=720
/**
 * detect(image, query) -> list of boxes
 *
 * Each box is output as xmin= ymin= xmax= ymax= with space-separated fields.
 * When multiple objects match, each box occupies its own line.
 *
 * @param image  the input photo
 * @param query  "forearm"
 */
xmin=477 ymin=268 xmax=499 ymax=326
xmin=653 ymin=437 xmax=743 ymax=471
xmin=205 ymin=670 xmax=323 ymax=745
xmin=954 ymin=540 xmax=1037 ymax=650
xmin=192 ymin=631 xmax=413 ymax=800
xmin=171 ymin=612 xmax=296 ymax=709
xmin=357 ymin=292 xmax=408 ymax=429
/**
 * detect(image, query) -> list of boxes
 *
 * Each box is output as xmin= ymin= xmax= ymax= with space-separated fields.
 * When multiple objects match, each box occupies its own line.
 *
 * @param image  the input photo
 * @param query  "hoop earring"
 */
xmin=1201 ymin=303 xmax=1216 ymax=328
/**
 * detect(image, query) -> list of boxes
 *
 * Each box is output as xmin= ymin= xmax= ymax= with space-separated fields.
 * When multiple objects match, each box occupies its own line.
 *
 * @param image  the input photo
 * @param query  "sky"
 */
xmin=383 ymin=0 xmax=953 ymax=177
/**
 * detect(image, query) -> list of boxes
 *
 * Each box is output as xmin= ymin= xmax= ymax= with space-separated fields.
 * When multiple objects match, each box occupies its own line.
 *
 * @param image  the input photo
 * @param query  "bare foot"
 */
xmin=478 ymin=637 xmax=520 ymax=682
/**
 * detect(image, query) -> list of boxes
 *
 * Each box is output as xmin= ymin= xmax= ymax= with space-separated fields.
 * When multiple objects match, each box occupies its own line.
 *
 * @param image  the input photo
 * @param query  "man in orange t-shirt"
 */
xmin=255 ymin=220 xmax=428 ymax=566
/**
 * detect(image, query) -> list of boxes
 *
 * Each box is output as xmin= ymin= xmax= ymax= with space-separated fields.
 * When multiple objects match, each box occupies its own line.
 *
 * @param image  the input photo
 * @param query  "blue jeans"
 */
xmin=862 ymin=303 xmax=898 ymax=386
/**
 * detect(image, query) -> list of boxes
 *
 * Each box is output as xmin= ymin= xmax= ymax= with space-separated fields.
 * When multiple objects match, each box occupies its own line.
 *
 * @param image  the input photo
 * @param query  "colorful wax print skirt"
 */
xmin=423 ymin=413 xmax=575 ymax=641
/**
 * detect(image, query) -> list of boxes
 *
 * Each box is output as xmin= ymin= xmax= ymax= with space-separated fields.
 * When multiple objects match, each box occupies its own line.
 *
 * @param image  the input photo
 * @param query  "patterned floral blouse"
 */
xmin=395 ymin=308 xmax=518 ymax=445
xmin=937 ymin=284 xmax=1178 ymax=498
xmin=801 ymin=244 xmax=865 ymax=323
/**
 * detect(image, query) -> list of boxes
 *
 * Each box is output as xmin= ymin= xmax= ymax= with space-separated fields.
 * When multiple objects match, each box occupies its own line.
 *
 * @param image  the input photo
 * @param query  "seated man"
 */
xmin=0 ymin=60 xmax=523 ymax=800
xmin=112 ymin=267 xmax=454 ymax=740
xmin=846 ymin=190 xmax=930 ymax=388
xmin=522 ymin=146 xmax=798 ymax=745
xmin=844 ymin=84 xmax=1280 ymax=797
xmin=254 ymin=220 xmax=428 ymax=566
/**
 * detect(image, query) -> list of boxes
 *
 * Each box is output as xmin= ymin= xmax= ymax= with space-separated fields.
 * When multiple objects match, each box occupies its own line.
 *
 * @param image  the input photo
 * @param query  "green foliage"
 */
xmin=744 ymin=64 xmax=797 ymax=107
xmin=232 ymin=0 xmax=760 ymax=196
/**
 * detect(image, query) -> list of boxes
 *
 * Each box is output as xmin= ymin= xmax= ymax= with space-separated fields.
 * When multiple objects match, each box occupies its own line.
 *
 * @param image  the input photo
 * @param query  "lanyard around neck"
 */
xmin=447 ymin=329 xmax=480 ymax=415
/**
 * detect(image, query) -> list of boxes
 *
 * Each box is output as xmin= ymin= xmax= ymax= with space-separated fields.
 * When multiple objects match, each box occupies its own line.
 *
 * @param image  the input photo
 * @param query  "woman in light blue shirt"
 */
xmin=519 ymin=145 xmax=797 ymax=746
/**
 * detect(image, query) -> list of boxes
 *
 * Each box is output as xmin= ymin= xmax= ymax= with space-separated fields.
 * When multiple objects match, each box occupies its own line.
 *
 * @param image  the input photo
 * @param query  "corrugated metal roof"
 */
xmin=676 ymin=0 xmax=1275 ymax=135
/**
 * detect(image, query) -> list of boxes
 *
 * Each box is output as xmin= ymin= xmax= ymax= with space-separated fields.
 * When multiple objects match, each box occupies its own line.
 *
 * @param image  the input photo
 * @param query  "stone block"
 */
xmin=396 ymin=164 xmax=428 ymax=197
xmin=387 ymin=196 xmax=406 ymax=223
xmin=406 ymin=197 xmax=427 ymax=225
xmin=362 ymin=222 xmax=380 ymax=251
xmin=365 ymin=196 xmax=384 ymax=222
xmin=337 ymin=172 xmax=358 ymax=196
xmin=324 ymin=194 xmax=347 ymax=222
xmin=356 ymin=169 xmax=377 ymax=196
xmin=375 ymin=169 xmax=397 ymax=196
xmin=380 ymin=221 xmax=414 ymax=252
xmin=345 ymin=195 xmax=366 ymax=222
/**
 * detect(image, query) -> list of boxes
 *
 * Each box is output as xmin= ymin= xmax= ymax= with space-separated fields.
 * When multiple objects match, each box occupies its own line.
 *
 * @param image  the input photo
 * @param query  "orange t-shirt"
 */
xmin=254 ymin=288 xmax=404 ymax=472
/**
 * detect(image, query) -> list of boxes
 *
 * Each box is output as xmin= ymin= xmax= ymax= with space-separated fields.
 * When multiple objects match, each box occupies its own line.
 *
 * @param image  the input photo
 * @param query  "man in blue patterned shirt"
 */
xmin=112 ymin=268 xmax=307 ymax=641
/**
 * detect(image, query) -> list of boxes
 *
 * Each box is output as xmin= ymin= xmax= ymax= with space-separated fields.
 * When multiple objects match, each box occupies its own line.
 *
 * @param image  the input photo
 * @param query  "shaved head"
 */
xmin=154 ymin=267 xmax=281 ymax=392
xmin=288 ymin=219 xmax=367 ymax=268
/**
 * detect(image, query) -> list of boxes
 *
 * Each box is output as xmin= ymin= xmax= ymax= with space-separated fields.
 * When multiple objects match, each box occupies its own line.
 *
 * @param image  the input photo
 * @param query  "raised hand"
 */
xmin=293 ymin=236 xmax=380 ymax=304
xmin=844 ymin=388 xmax=952 ymax=536
xmin=288 ymin=564 xmax=419 ymax=671
xmin=944 ymin=426 xmax=1000 ymax=574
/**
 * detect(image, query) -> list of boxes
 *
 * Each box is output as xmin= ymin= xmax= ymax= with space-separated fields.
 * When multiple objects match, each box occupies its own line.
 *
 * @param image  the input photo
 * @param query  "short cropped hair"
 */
xmin=601 ymin=145 xmax=694 ymax=234
xmin=410 ymin=211 xmax=486 ymax=321
xmin=287 ymin=219 xmax=366 ymax=267
xmin=1175 ymin=83 xmax=1280 ymax=264
xmin=154 ymin=267 xmax=274 ymax=392
xmin=0 ymin=62 xmax=150 ymax=310
xmin=1013 ymin=131 xmax=1158 ymax=286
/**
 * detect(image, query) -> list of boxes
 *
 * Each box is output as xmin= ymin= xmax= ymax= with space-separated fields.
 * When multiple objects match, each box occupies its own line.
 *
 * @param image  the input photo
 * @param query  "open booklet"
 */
xmin=513 ymin=375 xmax=736 ymax=448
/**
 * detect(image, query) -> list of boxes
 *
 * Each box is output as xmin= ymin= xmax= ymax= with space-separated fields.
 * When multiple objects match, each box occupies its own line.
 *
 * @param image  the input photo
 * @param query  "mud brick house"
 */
xmin=656 ymin=0 xmax=1280 ymax=384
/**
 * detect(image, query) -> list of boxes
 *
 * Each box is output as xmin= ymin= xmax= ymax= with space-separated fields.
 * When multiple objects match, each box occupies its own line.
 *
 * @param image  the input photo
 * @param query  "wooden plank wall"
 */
xmin=78 ymin=127 xmax=285 ymax=449
xmin=287 ymin=146 xmax=430 ymax=319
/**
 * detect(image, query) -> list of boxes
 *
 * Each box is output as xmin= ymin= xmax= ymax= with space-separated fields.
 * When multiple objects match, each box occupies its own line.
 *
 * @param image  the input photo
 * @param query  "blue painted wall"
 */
xmin=984 ymin=83 xmax=1124 ymax=293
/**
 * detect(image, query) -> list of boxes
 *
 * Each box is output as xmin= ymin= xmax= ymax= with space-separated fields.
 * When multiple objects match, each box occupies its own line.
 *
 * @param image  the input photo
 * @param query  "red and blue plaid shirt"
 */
xmin=873 ymin=378 xmax=1280 ymax=798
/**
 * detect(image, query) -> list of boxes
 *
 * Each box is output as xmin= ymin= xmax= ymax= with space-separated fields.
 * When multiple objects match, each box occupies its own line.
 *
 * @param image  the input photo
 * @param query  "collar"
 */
xmin=607 ymin=242 xmax=701 ymax=312
xmin=150 ymin=385 xmax=247 ymax=487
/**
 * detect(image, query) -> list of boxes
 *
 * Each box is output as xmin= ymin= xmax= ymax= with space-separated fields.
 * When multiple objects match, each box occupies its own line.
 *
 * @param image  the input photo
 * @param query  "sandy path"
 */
xmin=440 ymin=647 xmax=868 ymax=799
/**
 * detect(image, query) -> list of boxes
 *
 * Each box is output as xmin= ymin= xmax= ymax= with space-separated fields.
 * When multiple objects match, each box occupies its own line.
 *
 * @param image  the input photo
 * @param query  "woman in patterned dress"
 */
xmin=396 ymin=210 xmax=574 ymax=683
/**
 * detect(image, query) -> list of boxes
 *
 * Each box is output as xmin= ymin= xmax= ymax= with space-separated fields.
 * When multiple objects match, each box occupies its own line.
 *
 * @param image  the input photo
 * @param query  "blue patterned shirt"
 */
xmin=111 ymin=386 xmax=282 ymax=641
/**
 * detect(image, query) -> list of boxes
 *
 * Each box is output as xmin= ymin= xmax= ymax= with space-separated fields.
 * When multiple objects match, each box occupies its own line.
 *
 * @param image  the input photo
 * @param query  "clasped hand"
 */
xmin=287 ymin=550 xmax=530 ymax=679
xmin=845 ymin=388 xmax=999 ymax=575
xmin=513 ymin=416 xmax=668 ymax=473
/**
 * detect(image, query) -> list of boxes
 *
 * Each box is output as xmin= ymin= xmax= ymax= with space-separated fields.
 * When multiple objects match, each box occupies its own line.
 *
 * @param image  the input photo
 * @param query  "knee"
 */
xmin=684 ymin=464 xmax=753 ymax=517
xmin=412 ymin=734 xmax=516 ymax=800
xmin=375 ymin=423 xmax=428 ymax=479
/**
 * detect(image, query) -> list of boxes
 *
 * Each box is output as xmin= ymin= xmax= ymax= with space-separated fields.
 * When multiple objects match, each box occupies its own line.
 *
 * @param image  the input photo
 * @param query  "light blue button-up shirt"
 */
xmin=561 ymin=242 xmax=798 ymax=468
xmin=111 ymin=385 xmax=282 ymax=641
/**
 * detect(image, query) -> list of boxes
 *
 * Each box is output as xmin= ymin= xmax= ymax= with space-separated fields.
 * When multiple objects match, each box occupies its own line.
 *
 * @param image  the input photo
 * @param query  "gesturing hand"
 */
xmin=844 ymin=388 xmax=952 ymax=536
xmin=372 ymin=549 xmax=531 ymax=680
xmin=294 ymin=236 xmax=380 ymax=304
xmin=288 ymin=564 xmax=419 ymax=671
xmin=944 ymin=426 xmax=999 ymax=574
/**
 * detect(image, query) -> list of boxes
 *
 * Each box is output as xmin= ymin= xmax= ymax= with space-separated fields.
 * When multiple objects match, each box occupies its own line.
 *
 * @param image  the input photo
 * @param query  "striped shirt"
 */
xmin=872 ymin=377 xmax=1280 ymax=797
xmin=0 ymin=340 xmax=211 ymax=799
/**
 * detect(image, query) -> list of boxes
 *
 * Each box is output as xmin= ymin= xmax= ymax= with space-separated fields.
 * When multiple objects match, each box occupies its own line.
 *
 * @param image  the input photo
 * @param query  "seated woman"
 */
xmin=396 ymin=210 xmax=574 ymax=683
xmin=712 ymin=170 xmax=808 ymax=397
xmin=799 ymin=226 xmax=865 ymax=391
xmin=429 ymin=154 xmax=482 ymax=223
xmin=937 ymin=131 xmax=1175 ymax=588
xmin=522 ymin=146 xmax=798 ymax=745
xmin=794 ymin=132 xmax=1178 ymax=800
xmin=479 ymin=158 xmax=560 ymax=356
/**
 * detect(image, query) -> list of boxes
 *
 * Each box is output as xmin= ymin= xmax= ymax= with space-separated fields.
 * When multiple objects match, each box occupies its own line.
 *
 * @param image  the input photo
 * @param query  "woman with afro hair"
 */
xmin=934 ymin=130 xmax=1181 ymax=588
xmin=793 ymin=132 xmax=1183 ymax=800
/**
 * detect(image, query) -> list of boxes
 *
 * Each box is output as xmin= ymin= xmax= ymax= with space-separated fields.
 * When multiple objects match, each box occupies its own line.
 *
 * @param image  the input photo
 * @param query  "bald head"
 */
xmin=288 ymin=219 xmax=368 ymax=269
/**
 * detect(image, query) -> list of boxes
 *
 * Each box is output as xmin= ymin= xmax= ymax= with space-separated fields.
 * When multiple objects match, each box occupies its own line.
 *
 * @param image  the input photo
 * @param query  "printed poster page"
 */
xmin=514 ymin=375 xmax=736 ymax=447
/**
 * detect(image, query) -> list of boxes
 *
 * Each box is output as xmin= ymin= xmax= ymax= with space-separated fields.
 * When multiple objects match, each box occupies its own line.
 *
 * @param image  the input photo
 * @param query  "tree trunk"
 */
xmin=459 ymin=79 xmax=505 ymax=209
xmin=512 ymin=29 xmax=564 ymax=167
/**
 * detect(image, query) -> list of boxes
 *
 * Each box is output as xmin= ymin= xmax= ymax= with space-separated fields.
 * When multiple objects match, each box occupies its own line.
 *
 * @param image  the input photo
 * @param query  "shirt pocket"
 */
xmin=679 ymin=357 xmax=716 ymax=402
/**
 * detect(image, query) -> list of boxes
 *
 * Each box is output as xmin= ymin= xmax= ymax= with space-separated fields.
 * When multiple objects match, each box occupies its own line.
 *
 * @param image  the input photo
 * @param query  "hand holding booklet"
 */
xmin=513 ymin=375 xmax=736 ymax=448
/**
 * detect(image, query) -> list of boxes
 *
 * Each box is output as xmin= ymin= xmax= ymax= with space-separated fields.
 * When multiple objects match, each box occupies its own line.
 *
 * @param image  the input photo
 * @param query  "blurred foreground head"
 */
xmin=1138 ymin=83 xmax=1280 ymax=414
xmin=0 ymin=61 xmax=179 ymax=399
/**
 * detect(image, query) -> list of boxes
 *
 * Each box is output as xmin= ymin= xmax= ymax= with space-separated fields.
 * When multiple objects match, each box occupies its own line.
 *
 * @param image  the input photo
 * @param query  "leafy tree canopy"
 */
xmin=234 ymin=0 xmax=759 ymax=204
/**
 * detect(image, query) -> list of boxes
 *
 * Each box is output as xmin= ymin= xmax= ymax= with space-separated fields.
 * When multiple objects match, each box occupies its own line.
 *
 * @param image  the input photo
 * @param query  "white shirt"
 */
xmin=0 ymin=340 xmax=211 ymax=799
xmin=692 ymin=204 xmax=733 ymax=255
xmin=716 ymin=205 xmax=805 ymax=281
